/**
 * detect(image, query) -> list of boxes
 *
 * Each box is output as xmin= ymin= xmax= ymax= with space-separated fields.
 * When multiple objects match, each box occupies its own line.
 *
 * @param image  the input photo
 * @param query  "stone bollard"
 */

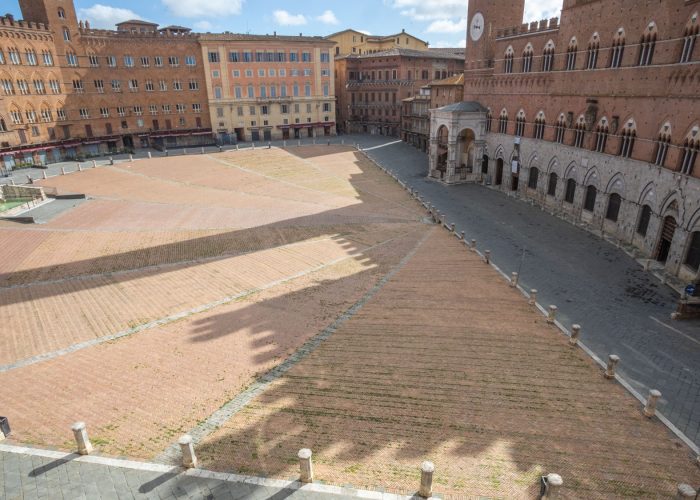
xmin=541 ymin=473 xmax=563 ymax=498
xmin=484 ymin=250 xmax=491 ymax=264
xmin=236 ymin=144 xmax=239 ymax=151
xmin=92 ymin=160 xmax=97 ymax=168
xmin=109 ymin=156 xmax=114 ymax=165
xmin=10 ymin=179 xmax=15 ymax=185
xmin=252 ymin=143 xmax=255 ymax=150
xmin=570 ymin=324 xmax=581 ymax=346
xmin=78 ymin=164 xmax=82 ymax=172
xmin=298 ymin=448 xmax=313 ymax=483
xmin=327 ymin=140 xmax=330 ymax=146
xmin=201 ymin=147 xmax=205 ymax=154
xmin=165 ymin=150 xmax=169 ymax=157
xmin=61 ymin=167 xmax=66 ymax=175
xmin=644 ymin=259 xmax=651 ymax=271
xmin=178 ymin=434 xmax=197 ymax=468
xmin=643 ymin=389 xmax=662 ymax=417
xmin=27 ymin=175 xmax=33 ymax=184
xmin=129 ymin=154 xmax=133 ymax=162
xmin=604 ymin=354 xmax=620 ymax=379
xmin=42 ymin=171 xmax=47 ymax=180
xmin=460 ymin=231 xmax=465 ymax=240
xmin=283 ymin=140 xmax=287 ymax=147
xmin=418 ymin=461 xmax=434 ymax=498
xmin=71 ymin=422 xmax=93 ymax=455
xmin=510 ymin=272 xmax=519 ymax=287
xmin=547 ymin=305 xmax=557 ymax=324
xmin=341 ymin=139 xmax=345 ymax=145
xmin=183 ymin=148 xmax=187 ymax=155
xmin=471 ymin=239 xmax=476 ymax=249
xmin=218 ymin=146 xmax=222 ymax=153
xmin=677 ymin=484 xmax=697 ymax=498
xmin=450 ymin=223 xmax=456 ymax=233
xmin=268 ymin=142 xmax=271 ymax=149
xmin=529 ymin=289 xmax=538 ymax=305
xmin=148 ymin=151 xmax=152 ymax=159
xmin=297 ymin=140 xmax=301 ymax=147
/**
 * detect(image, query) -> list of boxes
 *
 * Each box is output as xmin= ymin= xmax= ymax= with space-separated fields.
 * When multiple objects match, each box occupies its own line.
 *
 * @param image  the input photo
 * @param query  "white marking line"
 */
xmin=361 ymin=140 xmax=403 ymax=151
xmin=0 ymin=233 xmax=409 ymax=374
xmin=649 ymin=315 xmax=700 ymax=347
xmin=0 ymin=443 xmax=413 ymax=499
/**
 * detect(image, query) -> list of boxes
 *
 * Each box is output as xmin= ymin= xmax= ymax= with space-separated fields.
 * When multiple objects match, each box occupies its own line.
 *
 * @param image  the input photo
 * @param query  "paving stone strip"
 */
xmin=0 ymin=233 xmax=412 ymax=374
xmin=155 ymin=227 xmax=434 ymax=465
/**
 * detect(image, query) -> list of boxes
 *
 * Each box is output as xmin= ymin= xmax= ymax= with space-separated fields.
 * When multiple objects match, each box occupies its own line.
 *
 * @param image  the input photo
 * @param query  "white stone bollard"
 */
xmin=283 ymin=140 xmax=287 ymax=147
xmin=604 ymin=354 xmax=620 ymax=379
xmin=511 ymin=272 xmax=519 ymax=287
xmin=570 ymin=324 xmax=581 ymax=346
xmin=92 ymin=160 xmax=97 ymax=168
xmin=252 ymin=143 xmax=255 ymax=149
xmin=341 ymin=139 xmax=344 ymax=145
xmin=201 ymin=147 xmax=205 ymax=154
xmin=450 ymin=223 xmax=456 ymax=233
xmin=298 ymin=448 xmax=313 ymax=483
xmin=42 ymin=171 xmax=47 ymax=179
xmin=236 ymin=144 xmax=239 ymax=151
xmin=677 ymin=484 xmax=697 ymax=498
xmin=471 ymin=239 xmax=477 ymax=249
xmin=183 ymin=148 xmax=187 ymax=155
xmin=297 ymin=140 xmax=301 ymax=147
xmin=542 ymin=473 xmax=563 ymax=498
xmin=547 ymin=305 xmax=557 ymax=324
xmin=268 ymin=142 xmax=271 ymax=149
xmin=10 ymin=179 xmax=15 ymax=185
xmin=109 ymin=156 xmax=114 ymax=165
xmin=529 ymin=289 xmax=538 ymax=306
xmin=148 ymin=152 xmax=152 ymax=159
xmin=460 ymin=231 xmax=465 ymax=240
xmin=643 ymin=389 xmax=662 ymax=417
xmin=78 ymin=164 xmax=82 ymax=172
xmin=27 ymin=174 xmax=33 ymax=184
xmin=129 ymin=154 xmax=133 ymax=162
xmin=418 ymin=461 xmax=434 ymax=498
xmin=484 ymin=250 xmax=491 ymax=264
xmin=61 ymin=167 xmax=66 ymax=175
xmin=71 ymin=422 xmax=93 ymax=455
xmin=178 ymin=434 xmax=197 ymax=468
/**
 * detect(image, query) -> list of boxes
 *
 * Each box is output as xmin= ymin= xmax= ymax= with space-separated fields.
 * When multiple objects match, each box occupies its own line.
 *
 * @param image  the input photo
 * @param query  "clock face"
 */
xmin=470 ymin=12 xmax=485 ymax=42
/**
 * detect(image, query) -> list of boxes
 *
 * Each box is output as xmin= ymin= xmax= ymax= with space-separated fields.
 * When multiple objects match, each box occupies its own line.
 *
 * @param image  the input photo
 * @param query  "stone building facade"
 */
xmin=429 ymin=0 xmax=700 ymax=282
xmin=326 ymin=29 xmax=428 ymax=57
xmin=335 ymin=48 xmax=464 ymax=136
xmin=200 ymin=34 xmax=336 ymax=143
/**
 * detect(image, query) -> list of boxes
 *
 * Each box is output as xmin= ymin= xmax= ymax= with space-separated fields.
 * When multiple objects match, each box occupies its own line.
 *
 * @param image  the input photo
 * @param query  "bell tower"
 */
xmin=465 ymin=0 xmax=525 ymax=71
xmin=18 ymin=0 xmax=80 ymax=52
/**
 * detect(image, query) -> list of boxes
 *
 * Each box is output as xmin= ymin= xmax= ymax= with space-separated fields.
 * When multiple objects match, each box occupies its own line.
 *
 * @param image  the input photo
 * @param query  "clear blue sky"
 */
xmin=6 ymin=0 xmax=562 ymax=48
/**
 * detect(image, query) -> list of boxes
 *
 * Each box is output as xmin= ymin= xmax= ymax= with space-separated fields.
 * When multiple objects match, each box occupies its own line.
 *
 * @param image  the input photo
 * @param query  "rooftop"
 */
xmin=355 ymin=47 xmax=464 ymax=61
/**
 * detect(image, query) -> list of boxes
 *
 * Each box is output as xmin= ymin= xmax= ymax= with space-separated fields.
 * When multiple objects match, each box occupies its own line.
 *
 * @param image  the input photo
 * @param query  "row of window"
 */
xmin=350 ymin=91 xmax=398 ymax=104
xmin=0 ymin=49 xmax=54 ymax=66
xmin=1 ymin=78 xmax=61 ymax=95
xmin=4 ymin=102 xmax=202 ymax=125
xmin=1 ymin=77 xmax=203 ymax=95
xmin=213 ymin=83 xmax=330 ymax=100
xmin=215 ymin=102 xmax=332 ymax=117
xmin=488 ymin=111 xmax=699 ymax=175
xmin=209 ymin=50 xmax=329 ymax=64
xmin=502 ymin=16 xmax=698 ymax=74
xmin=348 ymin=69 xmax=453 ymax=82
xmin=217 ymin=67 xmax=329 ymax=78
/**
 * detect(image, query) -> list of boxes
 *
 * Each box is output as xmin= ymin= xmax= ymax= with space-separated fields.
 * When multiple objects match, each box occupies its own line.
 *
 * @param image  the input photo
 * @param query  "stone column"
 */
xmin=428 ymin=138 xmax=439 ymax=178
xmin=418 ymin=461 xmax=434 ymax=498
xmin=71 ymin=422 xmax=93 ymax=455
xmin=445 ymin=140 xmax=457 ymax=184
xmin=604 ymin=354 xmax=620 ymax=379
xmin=178 ymin=434 xmax=197 ymax=468
xmin=643 ymin=389 xmax=661 ymax=417
xmin=298 ymin=448 xmax=313 ymax=483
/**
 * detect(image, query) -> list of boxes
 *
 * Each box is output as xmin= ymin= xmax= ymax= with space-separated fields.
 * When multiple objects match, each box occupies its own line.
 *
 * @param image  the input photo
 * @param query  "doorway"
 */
xmin=495 ymin=158 xmax=503 ymax=185
xmin=482 ymin=155 xmax=489 ymax=174
xmin=655 ymin=216 xmax=677 ymax=262
xmin=122 ymin=135 xmax=134 ymax=149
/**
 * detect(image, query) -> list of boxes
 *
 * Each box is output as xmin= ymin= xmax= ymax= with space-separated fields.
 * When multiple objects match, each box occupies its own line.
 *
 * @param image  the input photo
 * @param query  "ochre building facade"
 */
xmin=430 ymin=0 xmax=700 ymax=282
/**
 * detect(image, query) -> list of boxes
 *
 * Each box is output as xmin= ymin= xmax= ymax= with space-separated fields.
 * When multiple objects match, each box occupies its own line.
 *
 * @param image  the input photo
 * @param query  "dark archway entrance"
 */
xmin=481 ymin=155 xmax=489 ymax=174
xmin=495 ymin=158 xmax=503 ymax=185
xmin=655 ymin=215 xmax=677 ymax=262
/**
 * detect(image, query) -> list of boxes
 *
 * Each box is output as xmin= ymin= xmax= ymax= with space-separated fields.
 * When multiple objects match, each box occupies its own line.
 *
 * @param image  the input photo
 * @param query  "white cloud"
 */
xmin=161 ymin=0 xmax=243 ymax=18
xmin=425 ymin=17 xmax=467 ymax=34
xmin=193 ymin=20 xmax=213 ymax=31
xmin=273 ymin=10 xmax=307 ymax=26
xmin=431 ymin=39 xmax=466 ymax=48
xmin=316 ymin=10 xmax=339 ymax=25
xmin=387 ymin=0 xmax=466 ymax=21
xmin=524 ymin=0 xmax=562 ymax=22
xmin=456 ymin=38 xmax=466 ymax=47
xmin=358 ymin=30 xmax=371 ymax=35
xmin=77 ymin=4 xmax=143 ymax=28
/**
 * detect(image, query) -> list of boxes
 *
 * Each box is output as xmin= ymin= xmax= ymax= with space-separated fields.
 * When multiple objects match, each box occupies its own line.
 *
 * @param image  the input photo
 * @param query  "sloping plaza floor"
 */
xmin=0 ymin=145 xmax=698 ymax=498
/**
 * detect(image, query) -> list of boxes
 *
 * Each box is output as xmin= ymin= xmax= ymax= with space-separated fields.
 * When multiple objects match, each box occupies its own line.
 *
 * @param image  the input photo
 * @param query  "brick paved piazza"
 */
xmin=1 ymin=145 xmax=698 ymax=498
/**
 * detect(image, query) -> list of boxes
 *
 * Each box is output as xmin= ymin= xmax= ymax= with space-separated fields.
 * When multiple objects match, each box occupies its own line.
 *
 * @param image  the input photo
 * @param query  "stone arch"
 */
xmin=641 ymin=21 xmax=658 ymax=43
xmin=638 ymin=182 xmax=658 ymax=212
xmin=564 ymin=161 xmax=579 ymax=183
xmin=546 ymin=157 xmax=561 ymax=176
xmin=583 ymin=166 xmax=601 ymax=189
xmin=494 ymin=144 xmax=506 ymax=160
xmin=659 ymin=190 xmax=684 ymax=223
xmin=527 ymin=151 xmax=540 ymax=169
xmin=605 ymin=172 xmax=626 ymax=196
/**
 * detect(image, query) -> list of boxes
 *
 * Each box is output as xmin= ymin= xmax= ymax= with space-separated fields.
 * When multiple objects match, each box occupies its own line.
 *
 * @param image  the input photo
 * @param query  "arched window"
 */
xmin=547 ymin=172 xmax=558 ymax=196
xmin=555 ymin=114 xmax=566 ymax=143
xmin=594 ymin=117 xmax=609 ymax=153
xmin=63 ymin=27 xmax=71 ymax=41
xmin=534 ymin=112 xmax=546 ymax=140
xmin=653 ymin=122 xmax=672 ymax=167
xmin=586 ymin=33 xmax=600 ymax=69
xmin=610 ymin=28 xmax=626 ymax=68
xmin=504 ymin=46 xmax=514 ymax=73
xmin=515 ymin=110 xmax=526 ymax=136
xmin=606 ymin=193 xmax=622 ymax=221
xmin=528 ymin=167 xmax=539 ymax=189
xmin=542 ymin=41 xmax=555 ymax=71
xmin=573 ymin=115 xmax=586 ymax=148
xmin=566 ymin=37 xmax=577 ymax=70
xmin=565 ymin=178 xmax=576 ymax=203
xmin=637 ymin=205 xmax=652 ymax=236
xmin=619 ymin=119 xmax=636 ymax=158
xmin=498 ymin=109 xmax=508 ymax=134
xmin=685 ymin=231 xmax=700 ymax=271
xmin=247 ymin=84 xmax=254 ymax=98
xmin=57 ymin=7 xmax=65 ymax=19
xmin=0 ymin=116 xmax=7 ymax=132
xmin=485 ymin=109 xmax=492 ymax=132
xmin=680 ymin=13 xmax=698 ymax=63
xmin=522 ymin=44 xmax=533 ymax=72
xmin=679 ymin=126 xmax=699 ymax=175
xmin=584 ymin=185 xmax=597 ymax=211
xmin=637 ymin=22 xmax=657 ymax=66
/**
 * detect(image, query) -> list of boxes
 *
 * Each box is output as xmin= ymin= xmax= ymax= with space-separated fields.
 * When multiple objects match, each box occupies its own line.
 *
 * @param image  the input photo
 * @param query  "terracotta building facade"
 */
xmin=429 ymin=0 xmax=700 ymax=282
xmin=336 ymin=48 xmax=464 ymax=137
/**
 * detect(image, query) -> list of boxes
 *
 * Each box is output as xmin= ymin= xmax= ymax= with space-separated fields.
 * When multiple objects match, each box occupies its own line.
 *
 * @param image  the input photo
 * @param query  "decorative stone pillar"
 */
xmin=570 ymin=324 xmax=581 ymax=346
xmin=418 ymin=461 xmax=434 ymax=498
xmin=529 ymin=289 xmax=537 ymax=305
xmin=298 ymin=448 xmax=313 ymax=483
xmin=547 ymin=305 xmax=557 ymax=323
xmin=178 ymin=434 xmax=197 ymax=468
xmin=71 ymin=422 xmax=93 ymax=455
xmin=604 ymin=354 xmax=620 ymax=379
xmin=643 ymin=389 xmax=662 ymax=417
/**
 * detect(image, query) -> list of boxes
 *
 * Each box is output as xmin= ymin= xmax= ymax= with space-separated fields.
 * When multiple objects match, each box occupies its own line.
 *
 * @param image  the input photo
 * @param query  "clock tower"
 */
xmin=465 ymin=0 xmax=525 ymax=71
